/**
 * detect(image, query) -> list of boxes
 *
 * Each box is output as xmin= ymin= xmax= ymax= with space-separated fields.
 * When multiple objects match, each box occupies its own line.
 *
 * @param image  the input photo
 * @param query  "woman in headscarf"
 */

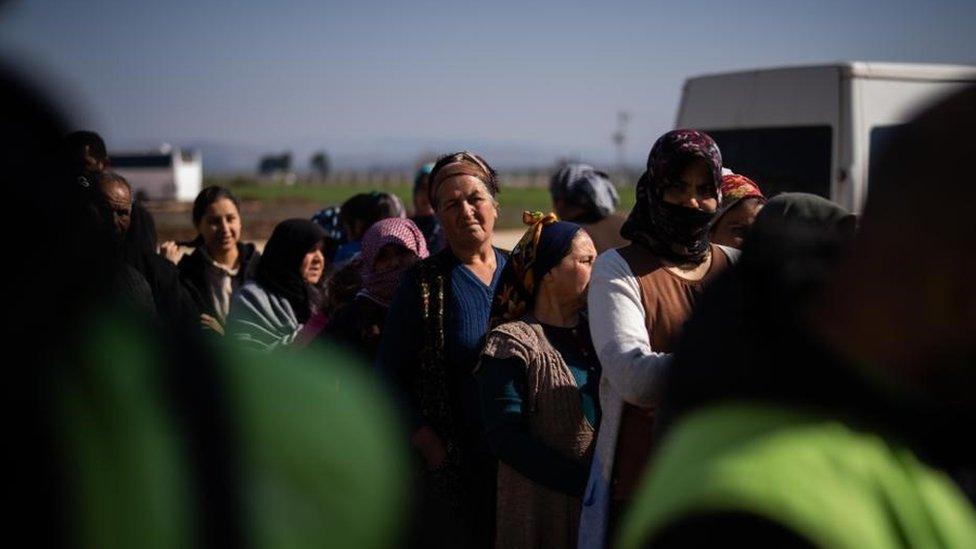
xmin=375 ymin=151 xmax=507 ymax=548
xmin=410 ymin=162 xmax=446 ymax=253
xmin=477 ymin=211 xmax=600 ymax=548
xmin=579 ymin=130 xmax=740 ymax=548
xmin=549 ymin=163 xmax=628 ymax=253
xmin=333 ymin=191 xmax=407 ymax=266
xmin=323 ymin=217 xmax=429 ymax=362
xmin=709 ymin=172 xmax=766 ymax=249
xmin=226 ymin=218 xmax=325 ymax=352
xmin=170 ymin=186 xmax=261 ymax=335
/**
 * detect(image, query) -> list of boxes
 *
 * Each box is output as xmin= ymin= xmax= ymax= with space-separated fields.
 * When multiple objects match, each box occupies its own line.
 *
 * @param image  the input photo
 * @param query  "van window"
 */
xmin=868 ymin=124 xmax=908 ymax=193
xmin=703 ymin=126 xmax=832 ymax=199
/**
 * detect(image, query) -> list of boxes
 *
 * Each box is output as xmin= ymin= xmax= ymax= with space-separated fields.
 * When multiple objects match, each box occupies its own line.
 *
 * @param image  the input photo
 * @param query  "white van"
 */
xmin=675 ymin=62 xmax=976 ymax=212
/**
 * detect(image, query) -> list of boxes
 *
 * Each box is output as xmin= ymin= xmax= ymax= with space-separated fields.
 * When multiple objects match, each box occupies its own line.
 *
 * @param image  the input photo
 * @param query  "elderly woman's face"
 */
xmin=300 ymin=244 xmax=325 ymax=285
xmin=435 ymin=175 xmax=498 ymax=249
xmin=541 ymin=231 xmax=597 ymax=308
xmin=662 ymin=159 xmax=718 ymax=213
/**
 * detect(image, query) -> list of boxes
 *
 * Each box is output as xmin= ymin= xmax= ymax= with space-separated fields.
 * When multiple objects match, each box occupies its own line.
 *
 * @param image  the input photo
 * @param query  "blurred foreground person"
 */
xmin=549 ymin=163 xmax=628 ymax=253
xmin=620 ymin=87 xmax=976 ymax=548
xmin=123 ymin=202 xmax=198 ymax=328
xmin=62 ymin=129 xmax=109 ymax=180
xmin=6 ymin=66 xmax=408 ymax=548
xmin=226 ymin=219 xmax=325 ymax=351
xmin=90 ymin=170 xmax=156 ymax=314
xmin=322 ymin=217 xmax=429 ymax=362
xmin=376 ymin=151 xmax=506 ymax=548
xmin=477 ymin=212 xmax=600 ymax=547
xmin=579 ymin=130 xmax=738 ymax=548
xmin=708 ymin=172 xmax=765 ymax=249
xmin=410 ymin=162 xmax=446 ymax=253
xmin=171 ymin=186 xmax=260 ymax=335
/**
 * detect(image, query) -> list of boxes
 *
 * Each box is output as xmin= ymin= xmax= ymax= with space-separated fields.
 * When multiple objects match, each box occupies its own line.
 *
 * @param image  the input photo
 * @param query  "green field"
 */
xmin=212 ymin=178 xmax=637 ymax=229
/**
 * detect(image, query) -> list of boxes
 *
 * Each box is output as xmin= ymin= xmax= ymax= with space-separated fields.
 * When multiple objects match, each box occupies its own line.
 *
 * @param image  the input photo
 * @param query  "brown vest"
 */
xmin=610 ymin=243 xmax=729 ymax=502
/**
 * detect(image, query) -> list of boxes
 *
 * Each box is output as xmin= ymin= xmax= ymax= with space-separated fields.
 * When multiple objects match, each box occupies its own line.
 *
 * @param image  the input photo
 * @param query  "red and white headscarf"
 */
xmin=357 ymin=217 xmax=429 ymax=306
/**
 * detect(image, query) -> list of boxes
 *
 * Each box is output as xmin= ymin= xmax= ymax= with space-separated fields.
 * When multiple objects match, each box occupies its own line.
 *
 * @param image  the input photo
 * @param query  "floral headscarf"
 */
xmin=621 ymin=129 xmax=723 ymax=265
xmin=711 ymin=172 xmax=766 ymax=227
xmin=490 ymin=211 xmax=581 ymax=327
xmin=357 ymin=217 xmax=429 ymax=307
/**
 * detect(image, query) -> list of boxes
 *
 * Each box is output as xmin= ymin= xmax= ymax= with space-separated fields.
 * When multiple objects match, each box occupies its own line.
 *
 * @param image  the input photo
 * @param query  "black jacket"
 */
xmin=178 ymin=242 xmax=261 ymax=320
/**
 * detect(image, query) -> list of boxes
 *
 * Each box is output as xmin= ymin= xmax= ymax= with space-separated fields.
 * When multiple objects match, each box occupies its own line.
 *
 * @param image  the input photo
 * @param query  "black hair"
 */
xmin=62 ymin=130 xmax=109 ymax=175
xmin=186 ymin=186 xmax=242 ymax=248
xmin=338 ymin=192 xmax=404 ymax=239
xmin=191 ymin=186 xmax=241 ymax=227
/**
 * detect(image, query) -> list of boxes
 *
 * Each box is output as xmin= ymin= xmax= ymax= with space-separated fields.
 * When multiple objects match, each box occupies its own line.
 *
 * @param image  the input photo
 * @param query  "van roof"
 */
xmin=687 ymin=62 xmax=976 ymax=83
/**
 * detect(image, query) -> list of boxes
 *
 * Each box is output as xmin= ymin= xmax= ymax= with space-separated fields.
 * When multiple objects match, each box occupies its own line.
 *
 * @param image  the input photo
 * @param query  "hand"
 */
xmin=410 ymin=425 xmax=447 ymax=471
xmin=160 ymin=241 xmax=182 ymax=265
xmin=200 ymin=314 xmax=225 ymax=336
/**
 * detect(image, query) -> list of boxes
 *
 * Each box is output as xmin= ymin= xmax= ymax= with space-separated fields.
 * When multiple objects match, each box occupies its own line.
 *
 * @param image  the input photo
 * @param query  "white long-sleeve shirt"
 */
xmin=578 ymin=245 xmax=738 ymax=549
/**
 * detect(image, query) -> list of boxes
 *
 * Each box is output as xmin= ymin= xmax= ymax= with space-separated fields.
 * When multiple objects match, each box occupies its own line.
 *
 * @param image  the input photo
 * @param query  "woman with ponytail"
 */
xmin=174 ymin=186 xmax=260 ymax=334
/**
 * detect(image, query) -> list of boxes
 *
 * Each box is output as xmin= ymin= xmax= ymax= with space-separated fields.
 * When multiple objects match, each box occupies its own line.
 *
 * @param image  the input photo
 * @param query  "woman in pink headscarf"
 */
xmin=322 ymin=217 xmax=429 ymax=362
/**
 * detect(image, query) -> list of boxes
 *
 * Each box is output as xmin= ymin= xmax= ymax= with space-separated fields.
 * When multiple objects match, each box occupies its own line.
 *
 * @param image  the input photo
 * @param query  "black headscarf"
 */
xmin=256 ymin=219 xmax=325 ymax=323
xmin=621 ymin=129 xmax=723 ymax=265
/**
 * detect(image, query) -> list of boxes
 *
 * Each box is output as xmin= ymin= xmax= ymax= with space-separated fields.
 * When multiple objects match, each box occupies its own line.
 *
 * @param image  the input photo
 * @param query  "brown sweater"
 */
xmin=481 ymin=319 xmax=596 ymax=548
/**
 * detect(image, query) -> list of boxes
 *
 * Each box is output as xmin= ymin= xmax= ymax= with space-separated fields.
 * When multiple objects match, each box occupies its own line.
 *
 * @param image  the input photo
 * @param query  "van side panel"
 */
xmin=677 ymin=67 xmax=841 ymax=129
xmin=851 ymin=78 xmax=973 ymax=212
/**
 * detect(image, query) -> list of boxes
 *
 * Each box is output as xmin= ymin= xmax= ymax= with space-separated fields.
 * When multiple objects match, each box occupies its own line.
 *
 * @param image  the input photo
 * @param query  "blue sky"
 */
xmin=1 ymin=0 xmax=973 ymax=170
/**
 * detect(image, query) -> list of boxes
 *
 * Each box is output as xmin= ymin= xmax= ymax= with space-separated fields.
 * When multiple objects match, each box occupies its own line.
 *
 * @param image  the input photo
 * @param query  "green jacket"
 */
xmin=620 ymin=402 xmax=976 ymax=548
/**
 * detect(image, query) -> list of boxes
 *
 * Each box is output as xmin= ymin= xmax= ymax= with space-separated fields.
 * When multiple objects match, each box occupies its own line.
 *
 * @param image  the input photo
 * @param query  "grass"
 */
xmin=211 ymin=177 xmax=637 ymax=229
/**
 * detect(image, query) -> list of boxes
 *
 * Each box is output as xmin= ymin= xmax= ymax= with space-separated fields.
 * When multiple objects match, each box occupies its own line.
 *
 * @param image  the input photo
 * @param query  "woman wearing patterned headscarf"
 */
xmin=322 ymin=217 xmax=429 ymax=362
xmin=709 ymin=172 xmax=766 ymax=249
xmin=477 ymin=211 xmax=600 ymax=547
xmin=579 ymin=130 xmax=741 ymax=548
xmin=375 ymin=151 xmax=507 ymax=548
xmin=550 ymin=163 xmax=628 ymax=253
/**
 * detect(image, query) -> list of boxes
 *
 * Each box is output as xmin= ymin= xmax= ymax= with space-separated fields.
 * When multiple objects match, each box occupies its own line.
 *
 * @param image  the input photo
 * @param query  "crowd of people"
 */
xmin=9 ymin=67 xmax=975 ymax=548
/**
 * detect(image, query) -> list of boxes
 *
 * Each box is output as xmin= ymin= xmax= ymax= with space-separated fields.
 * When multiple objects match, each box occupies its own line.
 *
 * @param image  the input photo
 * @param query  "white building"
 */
xmin=112 ymin=145 xmax=203 ymax=201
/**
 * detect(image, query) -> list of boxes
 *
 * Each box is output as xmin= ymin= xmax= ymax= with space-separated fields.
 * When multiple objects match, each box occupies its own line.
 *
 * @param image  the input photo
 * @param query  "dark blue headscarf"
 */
xmin=490 ymin=212 xmax=582 ymax=326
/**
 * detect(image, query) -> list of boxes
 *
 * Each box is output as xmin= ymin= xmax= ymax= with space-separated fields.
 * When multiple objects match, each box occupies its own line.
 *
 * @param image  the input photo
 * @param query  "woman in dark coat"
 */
xmin=173 ymin=186 xmax=260 ymax=335
xmin=376 ymin=151 xmax=507 ymax=548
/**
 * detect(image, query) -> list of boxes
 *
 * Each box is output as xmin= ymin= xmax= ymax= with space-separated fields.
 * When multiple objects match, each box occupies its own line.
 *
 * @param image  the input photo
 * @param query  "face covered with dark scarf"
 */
xmin=621 ymin=129 xmax=723 ymax=265
xmin=256 ymin=219 xmax=325 ymax=323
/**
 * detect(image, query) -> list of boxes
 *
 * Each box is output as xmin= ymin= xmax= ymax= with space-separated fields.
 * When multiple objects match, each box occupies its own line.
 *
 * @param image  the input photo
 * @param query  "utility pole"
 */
xmin=612 ymin=111 xmax=630 ymax=178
